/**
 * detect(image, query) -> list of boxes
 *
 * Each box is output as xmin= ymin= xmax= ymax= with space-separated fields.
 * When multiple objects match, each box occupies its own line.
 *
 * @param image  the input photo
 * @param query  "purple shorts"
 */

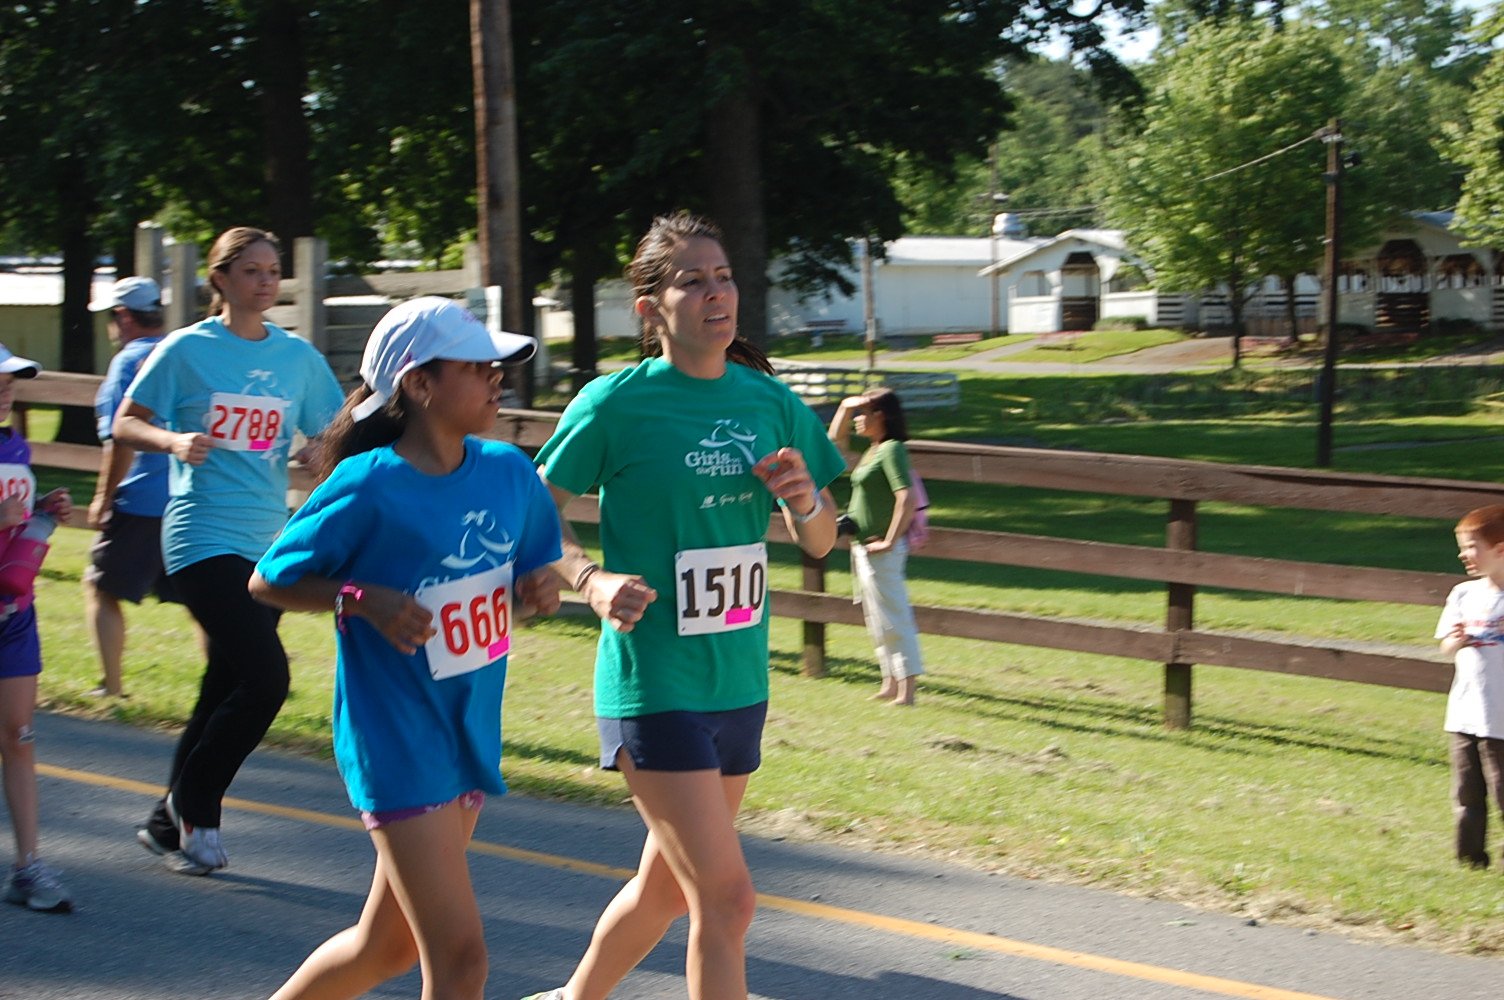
xmin=361 ymin=790 xmax=485 ymax=830
xmin=0 ymin=604 xmax=41 ymax=679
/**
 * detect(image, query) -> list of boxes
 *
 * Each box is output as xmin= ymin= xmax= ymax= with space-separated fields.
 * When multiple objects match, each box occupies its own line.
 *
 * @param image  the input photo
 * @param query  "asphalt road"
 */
xmin=2 ymin=711 xmax=1496 ymax=999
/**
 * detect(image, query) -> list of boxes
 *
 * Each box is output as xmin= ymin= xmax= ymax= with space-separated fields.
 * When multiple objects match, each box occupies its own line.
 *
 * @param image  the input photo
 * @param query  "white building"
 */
xmin=977 ymin=212 xmax=1503 ymax=335
xmin=1336 ymin=211 xmax=1504 ymax=331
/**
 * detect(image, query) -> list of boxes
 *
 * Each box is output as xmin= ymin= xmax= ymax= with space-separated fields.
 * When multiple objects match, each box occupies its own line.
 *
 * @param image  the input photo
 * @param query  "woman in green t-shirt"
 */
xmin=531 ymin=212 xmax=844 ymax=1000
xmin=829 ymin=387 xmax=925 ymax=705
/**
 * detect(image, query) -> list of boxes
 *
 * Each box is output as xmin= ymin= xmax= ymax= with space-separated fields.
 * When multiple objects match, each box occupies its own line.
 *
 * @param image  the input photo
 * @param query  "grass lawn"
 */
xmin=20 ymin=359 xmax=1504 ymax=955
xmin=984 ymin=328 xmax=1190 ymax=364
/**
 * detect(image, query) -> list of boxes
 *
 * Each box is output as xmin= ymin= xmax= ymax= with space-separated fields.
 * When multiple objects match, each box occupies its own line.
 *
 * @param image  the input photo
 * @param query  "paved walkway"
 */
xmin=4 ymin=712 xmax=1497 ymax=999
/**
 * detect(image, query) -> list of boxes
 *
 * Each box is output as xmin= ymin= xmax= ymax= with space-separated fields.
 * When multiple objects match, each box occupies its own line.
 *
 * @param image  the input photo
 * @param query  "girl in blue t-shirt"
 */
xmin=530 ymin=213 xmax=844 ymax=1000
xmin=250 ymin=298 xmax=560 ymax=1000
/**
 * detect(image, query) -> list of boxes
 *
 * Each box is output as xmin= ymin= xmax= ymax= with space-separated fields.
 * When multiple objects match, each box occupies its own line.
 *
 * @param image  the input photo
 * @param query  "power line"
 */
xmin=1002 ymin=205 xmax=1099 ymax=218
xmin=1198 ymin=128 xmax=1329 ymax=183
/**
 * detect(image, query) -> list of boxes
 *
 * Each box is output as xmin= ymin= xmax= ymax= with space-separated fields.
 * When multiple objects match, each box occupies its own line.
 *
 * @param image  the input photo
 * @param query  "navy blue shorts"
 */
xmin=0 ymin=604 xmax=41 ymax=679
xmin=598 ymin=701 xmax=768 ymax=775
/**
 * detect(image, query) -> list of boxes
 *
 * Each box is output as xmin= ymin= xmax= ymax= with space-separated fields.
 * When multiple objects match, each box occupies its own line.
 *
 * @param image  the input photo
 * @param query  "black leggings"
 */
xmin=161 ymin=554 xmax=287 ymax=828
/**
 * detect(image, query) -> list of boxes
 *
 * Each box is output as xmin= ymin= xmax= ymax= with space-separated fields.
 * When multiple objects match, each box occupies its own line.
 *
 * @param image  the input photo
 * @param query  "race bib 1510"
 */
xmin=675 ymin=542 xmax=767 ymax=636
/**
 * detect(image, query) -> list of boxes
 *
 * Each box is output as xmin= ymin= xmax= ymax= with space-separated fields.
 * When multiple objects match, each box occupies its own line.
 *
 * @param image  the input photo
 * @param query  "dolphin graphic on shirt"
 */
xmin=699 ymin=419 xmax=760 ymax=467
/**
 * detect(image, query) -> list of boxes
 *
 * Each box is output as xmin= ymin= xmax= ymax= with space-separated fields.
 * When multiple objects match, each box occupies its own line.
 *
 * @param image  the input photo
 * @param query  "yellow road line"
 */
xmin=41 ymin=762 xmax=1341 ymax=1000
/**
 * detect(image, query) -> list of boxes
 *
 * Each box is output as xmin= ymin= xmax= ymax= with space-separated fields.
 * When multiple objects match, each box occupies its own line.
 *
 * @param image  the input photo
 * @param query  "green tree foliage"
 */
xmin=0 ymin=0 xmax=238 ymax=387
xmin=1302 ymin=0 xmax=1486 ymax=78
xmin=1099 ymin=21 xmax=1347 ymax=364
xmin=302 ymin=0 xmax=477 ymax=265
xmin=1450 ymin=45 xmax=1504 ymax=247
xmin=1154 ymin=0 xmax=1291 ymax=44
xmin=514 ymin=0 xmax=1148 ymax=345
xmin=895 ymin=58 xmax=1114 ymax=237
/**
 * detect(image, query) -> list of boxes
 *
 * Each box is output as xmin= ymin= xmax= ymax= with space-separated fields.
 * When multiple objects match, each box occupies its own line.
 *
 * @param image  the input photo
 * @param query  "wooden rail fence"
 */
xmin=17 ymin=372 xmax=1486 ymax=729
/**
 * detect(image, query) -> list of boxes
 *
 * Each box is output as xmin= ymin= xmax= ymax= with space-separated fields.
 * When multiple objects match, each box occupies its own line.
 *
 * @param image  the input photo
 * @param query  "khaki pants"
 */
xmin=851 ymin=539 xmax=923 ymax=681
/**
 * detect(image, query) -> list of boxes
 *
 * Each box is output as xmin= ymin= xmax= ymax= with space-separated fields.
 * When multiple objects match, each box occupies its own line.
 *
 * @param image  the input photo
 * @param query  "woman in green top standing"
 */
xmin=829 ymin=387 xmax=924 ymax=705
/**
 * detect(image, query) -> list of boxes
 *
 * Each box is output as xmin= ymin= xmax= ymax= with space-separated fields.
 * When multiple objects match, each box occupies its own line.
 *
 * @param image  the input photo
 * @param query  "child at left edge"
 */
xmin=249 ymin=297 xmax=562 ymax=1000
xmin=1438 ymin=504 xmax=1504 ymax=869
xmin=0 ymin=343 xmax=75 ymax=913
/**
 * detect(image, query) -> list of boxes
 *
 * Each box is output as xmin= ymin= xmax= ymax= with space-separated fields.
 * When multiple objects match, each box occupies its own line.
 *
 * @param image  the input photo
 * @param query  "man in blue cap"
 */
xmin=84 ymin=277 xmax=187 ymax=697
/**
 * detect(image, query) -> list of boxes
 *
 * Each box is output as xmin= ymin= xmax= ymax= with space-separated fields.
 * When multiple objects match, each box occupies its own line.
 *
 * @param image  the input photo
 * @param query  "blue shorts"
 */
xmin=0 ymin=604 xmax=41 ymax=679
xmin=598 ymin=701 xmax=768 ymax=775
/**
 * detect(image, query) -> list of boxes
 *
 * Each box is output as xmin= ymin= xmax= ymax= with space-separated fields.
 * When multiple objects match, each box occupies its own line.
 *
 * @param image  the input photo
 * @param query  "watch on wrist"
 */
xmin=787 ymin=491 xmax=825 ymax=525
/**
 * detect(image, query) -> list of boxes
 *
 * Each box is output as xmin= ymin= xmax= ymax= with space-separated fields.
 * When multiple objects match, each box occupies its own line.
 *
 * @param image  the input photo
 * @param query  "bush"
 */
xmin=1430 ymin=317 xmax=1487 ymax=337
xmin=1092 ymin=316 xmax=1149 ymax=331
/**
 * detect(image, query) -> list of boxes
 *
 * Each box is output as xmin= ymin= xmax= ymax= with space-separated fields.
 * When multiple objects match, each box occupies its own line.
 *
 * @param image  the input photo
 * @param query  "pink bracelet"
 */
xmin=335 ymin=581 xmax=364 ymax=633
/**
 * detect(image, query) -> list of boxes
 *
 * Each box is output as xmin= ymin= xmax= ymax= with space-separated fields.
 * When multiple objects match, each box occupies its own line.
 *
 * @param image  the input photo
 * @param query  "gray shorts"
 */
xmin=84 ymin=511 xmax=178 ymax=604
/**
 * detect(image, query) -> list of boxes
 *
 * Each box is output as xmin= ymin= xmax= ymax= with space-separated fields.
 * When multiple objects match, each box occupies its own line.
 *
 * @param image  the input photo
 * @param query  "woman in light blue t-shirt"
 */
xmin=114 ymin=227 xmax=343 ymax=878
xmin=530 ymin=213 xmax=844 ymax=1000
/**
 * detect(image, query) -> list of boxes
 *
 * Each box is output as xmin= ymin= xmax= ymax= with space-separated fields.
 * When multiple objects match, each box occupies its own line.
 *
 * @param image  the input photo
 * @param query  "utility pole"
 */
xmin=470 ymin=0 xmax=531 ymax=406
xmin=1316 ymin=118 xmax=1344 ymax=468
xmin=862 ymin=237 xmax=878 ymax=371
xmin=989 ymin=147 xmax=1001 ymax=339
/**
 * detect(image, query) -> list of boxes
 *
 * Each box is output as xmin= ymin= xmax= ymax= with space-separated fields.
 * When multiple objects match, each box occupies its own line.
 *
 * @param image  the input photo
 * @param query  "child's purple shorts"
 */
xmin=0 ymin=604 xmax=41 ymax=679
xmin=361 ymin=790 xmax=485 ymax=830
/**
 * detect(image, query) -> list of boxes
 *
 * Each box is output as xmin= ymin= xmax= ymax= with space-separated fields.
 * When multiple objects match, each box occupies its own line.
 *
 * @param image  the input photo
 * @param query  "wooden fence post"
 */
xmin=165 ymin=241 xmax=198 ymax=332
xmin=802 ymin=550 xmax=828 ymax=678
xmin=134 ymin=223 xmax=165 ymax=287
xmin=295 ymin=237 xmax=328 ymax=352
xmin=1164 ymin=498 xmax=1197 ymax=729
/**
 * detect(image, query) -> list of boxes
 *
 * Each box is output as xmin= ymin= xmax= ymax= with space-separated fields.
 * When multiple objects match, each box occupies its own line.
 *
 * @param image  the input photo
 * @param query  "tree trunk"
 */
xmin=568 ymin=257 xmax=600 ymax=393
xmin=471 ymin=0 xmax=530 ymax=406
xmin=57 ymin=161 xmax=100 ymax=442
xmin=111 ymin=236 xmax=135 ymax=283
xmin=257 ymin=0 xmax=314 ymax=275
xmin=1281 ymin=273 xmax=1299 ymax=346
xmin=1228 ymin=278 xmax=1245 ymax=369
xmin=704 ymin=37 xmax=768 ymax=349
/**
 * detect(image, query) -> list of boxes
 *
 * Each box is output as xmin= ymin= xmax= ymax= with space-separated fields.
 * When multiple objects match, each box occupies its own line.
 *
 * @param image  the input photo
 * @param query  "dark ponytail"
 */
xmin=313 ymin=360 xmax=441 ymax=483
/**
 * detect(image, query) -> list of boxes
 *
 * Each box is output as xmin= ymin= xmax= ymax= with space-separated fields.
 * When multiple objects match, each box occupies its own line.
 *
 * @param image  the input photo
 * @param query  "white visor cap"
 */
xmin=352 ymin=296 xmax=535 ymax=422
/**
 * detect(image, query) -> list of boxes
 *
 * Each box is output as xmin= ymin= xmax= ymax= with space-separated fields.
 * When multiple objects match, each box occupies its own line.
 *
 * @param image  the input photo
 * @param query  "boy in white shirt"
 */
xmin=1437 ymin=504 xmax=1504 ymax=867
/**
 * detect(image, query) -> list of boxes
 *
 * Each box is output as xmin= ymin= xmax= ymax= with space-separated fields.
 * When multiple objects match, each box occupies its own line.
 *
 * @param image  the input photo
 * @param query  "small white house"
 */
xmin=978 ymin=230 xmax=1137 ymax=333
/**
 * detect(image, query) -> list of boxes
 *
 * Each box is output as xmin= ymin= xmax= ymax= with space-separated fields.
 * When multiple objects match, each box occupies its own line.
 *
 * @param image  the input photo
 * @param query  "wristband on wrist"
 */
xmin=335 ymin=581 xmax=364 ymax=634
xmin=786 ymin=490 xmax=825 ymax=525
xmin=574 ymin=563 xmax=601 ymax=592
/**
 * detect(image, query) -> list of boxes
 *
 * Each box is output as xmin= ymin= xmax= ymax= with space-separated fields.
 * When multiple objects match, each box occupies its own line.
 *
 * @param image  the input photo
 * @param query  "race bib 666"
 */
xmin=417 ymin=564 xmax=513 ymax=680
xmin=675 ymin=543 xmax=767 ymax=636
xmin=205 ymin=392 xmax=289 ymax=452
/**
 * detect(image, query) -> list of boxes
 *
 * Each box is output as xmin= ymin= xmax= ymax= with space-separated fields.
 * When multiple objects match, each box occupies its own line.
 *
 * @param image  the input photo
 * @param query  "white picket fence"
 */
xmin=770 ymin=362 xmax=961 ymax=410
